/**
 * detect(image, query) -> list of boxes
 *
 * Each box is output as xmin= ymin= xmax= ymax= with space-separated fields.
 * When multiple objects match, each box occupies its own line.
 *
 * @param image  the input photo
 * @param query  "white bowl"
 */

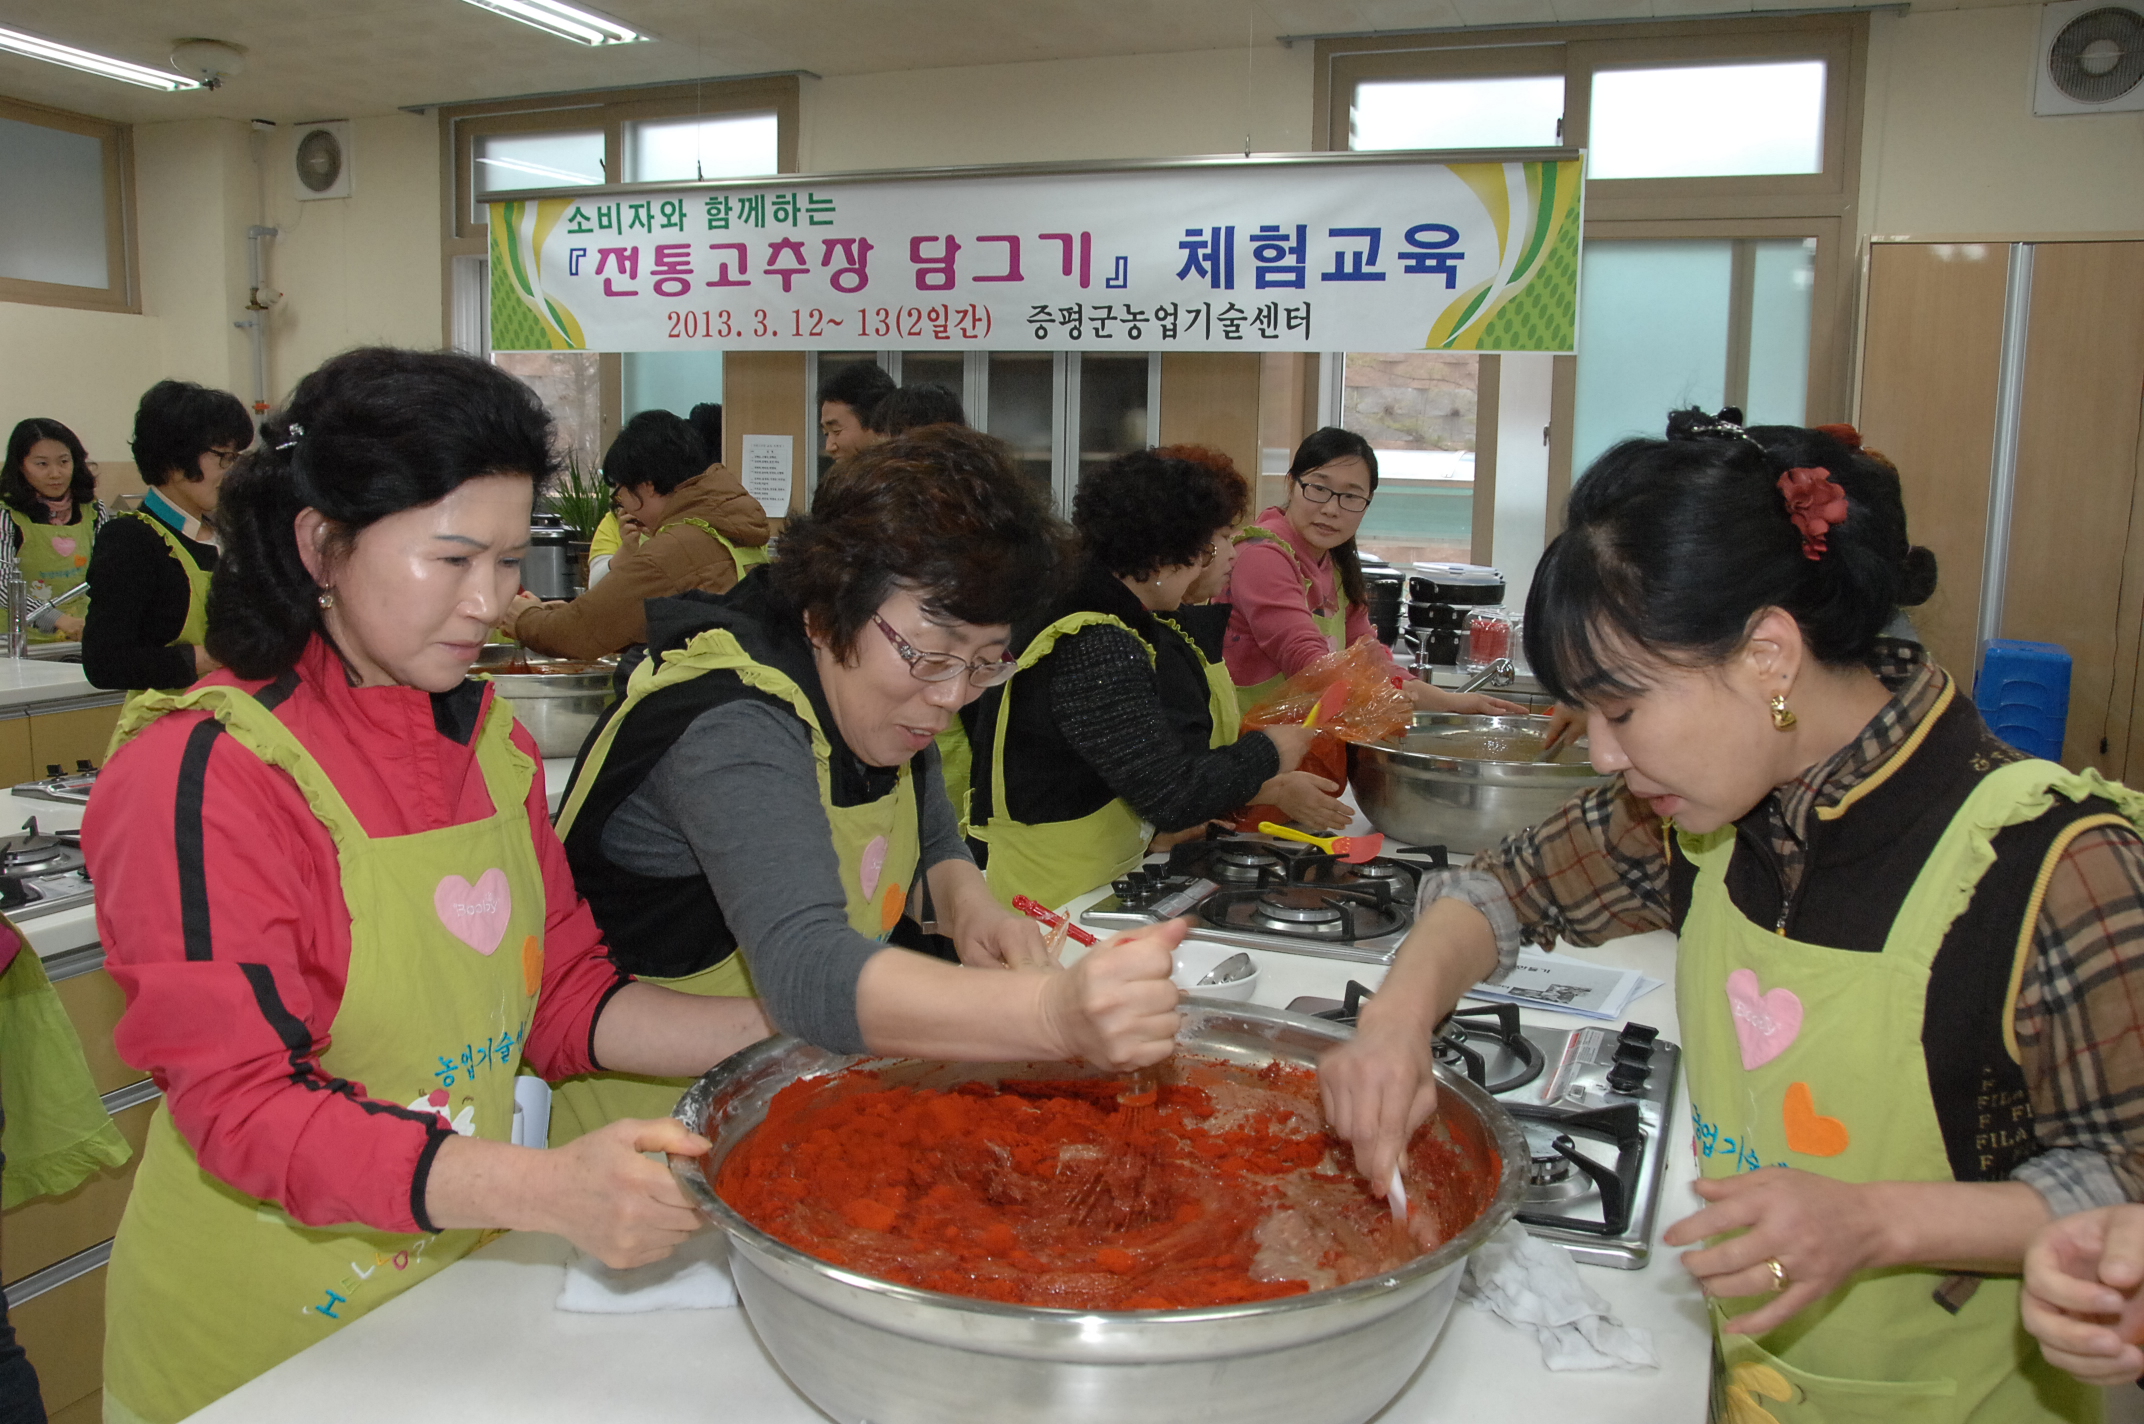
xmin=1171 ymin=944 xmax=1260 ymax=1002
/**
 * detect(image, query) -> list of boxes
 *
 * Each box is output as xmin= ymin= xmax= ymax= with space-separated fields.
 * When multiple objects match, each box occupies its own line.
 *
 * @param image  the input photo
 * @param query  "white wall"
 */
xmin=1862 ymin=5 xmax=2144 ymax=238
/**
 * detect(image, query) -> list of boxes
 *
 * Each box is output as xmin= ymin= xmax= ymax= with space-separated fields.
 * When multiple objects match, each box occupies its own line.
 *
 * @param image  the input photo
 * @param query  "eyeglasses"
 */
xmin=206 ymin=447 xmax=244 ymax=472
xmin=1293 ymin=475 xmax=1371 ymax=513
xmin=872 ymin=613 xmax=1018 ymax=687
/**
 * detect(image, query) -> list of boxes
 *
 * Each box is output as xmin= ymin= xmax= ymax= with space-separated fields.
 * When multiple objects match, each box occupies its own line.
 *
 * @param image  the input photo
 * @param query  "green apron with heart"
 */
xmin=5 ymin=507 xmax=93 ymax=643
xmin=658 ymin=513 xmax=770 ymax=577
xmin=101 ymin=682 xmax=544 ymax=1424
xmin=546 ymin=627 xmax=917 ymax=1144
xmin=1229 ymin=525 xmax=1349 ymax=719
xmin=971 ymin=612 xmax=1156 ymax=912
xmin=1677 ymin=758 xmax=2144 ymax=1424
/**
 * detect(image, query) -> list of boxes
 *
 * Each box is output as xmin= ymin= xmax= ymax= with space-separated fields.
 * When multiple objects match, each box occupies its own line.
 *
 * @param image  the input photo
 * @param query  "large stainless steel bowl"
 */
xmin=669 ymin=1002 xmax=1525 ymax=1424
xmin=472 ymin=647 xmax=614 ymax=757
xmin=1353 ymin=712 xmax=1607 ymax=854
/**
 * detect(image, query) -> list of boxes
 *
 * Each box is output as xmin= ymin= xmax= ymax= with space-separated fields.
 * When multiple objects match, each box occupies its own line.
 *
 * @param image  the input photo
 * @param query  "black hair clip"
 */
xmin=1668 ymin=407 xmax=1760 ymax=448
xmin=275 ymin=423 xmax=305 ymax=452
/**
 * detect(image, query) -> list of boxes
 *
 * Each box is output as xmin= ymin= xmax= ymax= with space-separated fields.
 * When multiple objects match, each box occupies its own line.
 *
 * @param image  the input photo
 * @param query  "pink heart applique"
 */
xmin=50 ymin=537 xmax=75 ymax=557
xmin=1725 ymin=967 xmax=1803 ymax=1071
xmin=859 ymin=835 xmax=888 ymax=900
xmin=434 ymin=869 xmax=511 ymax=955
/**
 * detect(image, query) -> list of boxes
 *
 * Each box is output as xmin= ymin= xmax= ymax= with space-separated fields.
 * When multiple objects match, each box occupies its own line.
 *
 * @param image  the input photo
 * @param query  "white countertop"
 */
xmin=190 ymin=926 xmax=1713 ymax=1424
xmin=4 ymin=788 xmax=99 ymax=961
xmin=0 ymin=657 xmax=119 ymax=715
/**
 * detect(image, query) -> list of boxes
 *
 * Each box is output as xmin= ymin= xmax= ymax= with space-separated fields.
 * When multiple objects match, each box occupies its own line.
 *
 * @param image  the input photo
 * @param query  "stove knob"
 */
xmin=1613 ymin=1041 xmax=1654 ymax=1070
xmin=1617 ymin=1022 xmax=1660 ymax=1049
xmin=75 ymin=760 xmax=93 ymax=773
xmin=44 ymin=765 xmax=61 ymax=779
xmin=1111 ymin=877 xmax=1138 ymax=898
xmin=1607 ymin=1061 xmax=1650 ymax=1095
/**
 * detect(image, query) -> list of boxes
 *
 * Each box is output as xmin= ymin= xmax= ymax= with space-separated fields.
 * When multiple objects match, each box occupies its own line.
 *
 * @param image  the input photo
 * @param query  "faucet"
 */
xmin=1455 ymin=658 xmax=1515 ymax=695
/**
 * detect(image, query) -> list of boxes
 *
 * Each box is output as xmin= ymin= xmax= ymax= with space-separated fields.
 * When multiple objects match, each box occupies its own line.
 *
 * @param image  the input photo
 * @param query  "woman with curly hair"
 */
xmin=0 ymin=417 xmax=104 ymax=642
xmin=963 ymin=445 xmax=1349 ymax=912
xmin=548 ymin=423 xmax=1184 ymax=1140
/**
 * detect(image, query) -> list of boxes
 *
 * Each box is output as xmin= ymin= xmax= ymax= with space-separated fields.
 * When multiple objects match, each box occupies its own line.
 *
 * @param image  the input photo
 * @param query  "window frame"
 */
xmin=0 ymin=94 xmax=138 ymax=314
xmin=1316 ymin=13 xmax=1869 ymax=526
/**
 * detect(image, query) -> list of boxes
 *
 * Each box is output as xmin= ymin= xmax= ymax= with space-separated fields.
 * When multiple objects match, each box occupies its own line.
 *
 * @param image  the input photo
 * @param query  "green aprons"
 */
xmin=111 ymin=510 xmax=215 ymax=754
xmin=1230 ymin=524 xmax=1349 ymax=718
xmin=0 ymin=943 xmax=129 ymax=1209
xmin=972 ymin=613 xmax=1157 ymax=912
xmin=102 ymin=683 xmax=544 ymax=1424
xmin=1678 ymin=758 xmax=2144 ymax=1424
xmin=659 ymin=513 xmax=770 ymax=577
xmin=5 ymin=507 xmax=92 ymax=643
xmin=547 ymin=626 xmax=917 ymax=1143
xmin=1163 ymin=614 xmax=1243 ymax=749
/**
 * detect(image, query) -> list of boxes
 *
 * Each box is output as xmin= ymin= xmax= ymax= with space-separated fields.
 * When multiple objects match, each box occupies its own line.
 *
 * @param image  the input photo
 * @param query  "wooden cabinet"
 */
xmin=24 ymin=703 xmax=121 ymax=776
xmin=0 ymin=718 xmax=32 ymax=787
xmin=1857 ymin=239 xmax=2144 ymax=775
xmin=7 ymin=1263 xmax=106 ymax=1420
xmin=51 ymin=968 xmax=147 ymax=1098
xmin=1 ymin=1095 xmax=153 ymax=1285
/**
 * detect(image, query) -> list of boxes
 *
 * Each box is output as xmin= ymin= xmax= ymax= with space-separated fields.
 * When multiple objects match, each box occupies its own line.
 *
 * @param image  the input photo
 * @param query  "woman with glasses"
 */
xmin=965 ymin=446 xmax=1347 ymax=912
xmin=1224 ymin=426 xmax=1522 ymax=719
xmin=548 ymin=424 xmax=1185 ymax=1141
xmin=83 ymin=380 xmax=253 ymax=700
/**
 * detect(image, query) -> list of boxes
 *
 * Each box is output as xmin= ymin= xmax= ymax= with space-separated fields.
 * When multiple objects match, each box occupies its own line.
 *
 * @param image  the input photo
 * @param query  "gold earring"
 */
xmin=317 ymin=590 xmax=336 ymax=610
xmin=1770 ymin=693 xmax=1797 ymax=731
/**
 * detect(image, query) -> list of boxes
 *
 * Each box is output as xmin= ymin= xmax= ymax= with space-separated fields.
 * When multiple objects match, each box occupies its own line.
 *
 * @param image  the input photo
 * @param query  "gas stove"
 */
xmin=0 ymin=815 xmax=93 ymax=920
xmin=12 ymin=761 xmax=98 ymax=807
xmin=1080 ymin=832 xmax=1447 ymax=965
xmin=1292 ymin=990 xmax=1680 ymax=1269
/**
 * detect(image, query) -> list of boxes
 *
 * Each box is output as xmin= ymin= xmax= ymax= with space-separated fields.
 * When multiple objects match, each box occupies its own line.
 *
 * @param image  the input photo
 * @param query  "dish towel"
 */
xmin=556 ymin=1229 xmax=739 ymax=1313
xmin=1460 ymin=1221 xmax=1659 ymax=1371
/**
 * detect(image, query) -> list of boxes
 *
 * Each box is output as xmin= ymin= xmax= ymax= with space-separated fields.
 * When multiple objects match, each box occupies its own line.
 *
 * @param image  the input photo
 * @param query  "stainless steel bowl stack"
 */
xmin=669 ymin=1003 xmax=1525 ymax=1424
xmin=1353 ymin=712 xmax=1608 ymax=854
xmin=472 ymin=645 xmax=613 ymax=758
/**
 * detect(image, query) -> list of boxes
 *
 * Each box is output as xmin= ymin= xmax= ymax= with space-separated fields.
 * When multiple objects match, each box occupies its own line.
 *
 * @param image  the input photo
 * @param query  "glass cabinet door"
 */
xmin=984 ymin=352 xmax=1057 ymax=491
xmin=1075 ymin=354 xmax=1151 ymax=491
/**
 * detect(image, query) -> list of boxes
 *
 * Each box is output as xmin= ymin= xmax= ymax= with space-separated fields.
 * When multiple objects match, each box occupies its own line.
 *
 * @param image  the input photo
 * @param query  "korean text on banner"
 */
xmin=487 ymin=155 xmax=1582 ymax=355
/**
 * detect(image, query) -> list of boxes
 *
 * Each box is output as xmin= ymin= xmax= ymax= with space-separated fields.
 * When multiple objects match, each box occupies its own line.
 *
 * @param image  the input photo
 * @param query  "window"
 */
xmin=473 ymin=130 xmax=605 ymax=197
xmin=1589 ymin=61 xmax=1825 ymax=179
xmin=1352 ymin=76 xmax=1565 ymax=151
xmin=1319 ymin=13 xmax=1864 ymax=535
xmin=1343 ymin=353 xmax=1479 ymax=566
xmin=628 ymin=112 xmax=779 ymax=183
xmin=0 ymin=96 xmax=134 ymax=313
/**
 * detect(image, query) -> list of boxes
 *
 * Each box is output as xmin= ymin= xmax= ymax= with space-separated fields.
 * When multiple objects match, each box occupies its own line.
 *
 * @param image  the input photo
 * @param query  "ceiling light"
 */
xmin=457 ymin=0 xmax=647 ymax=46
xmin=0 ymin=24 xmax=201 ymax=90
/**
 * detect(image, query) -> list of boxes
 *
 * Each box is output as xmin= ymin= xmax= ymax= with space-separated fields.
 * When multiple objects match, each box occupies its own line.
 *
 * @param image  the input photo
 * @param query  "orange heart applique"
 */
xmin=520 ymin=934 xmax=543 ymax=997
xmin=1782 ymin=1081 xmax=1849 ymax=1157
xmin=879 ymin=882 xmax=907 ymax=936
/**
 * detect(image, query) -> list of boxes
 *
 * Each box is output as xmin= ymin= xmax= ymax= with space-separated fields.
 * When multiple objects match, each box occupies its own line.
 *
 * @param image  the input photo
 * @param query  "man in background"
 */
xmin=869 ymin=382 xmax=968 ymax=439
xmin=818 ymin=360 xmax=895 ymax=460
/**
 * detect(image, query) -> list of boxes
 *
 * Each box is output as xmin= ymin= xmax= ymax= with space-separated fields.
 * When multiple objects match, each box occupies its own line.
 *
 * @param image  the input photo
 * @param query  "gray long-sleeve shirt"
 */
xmin=599 ymin=698 xmax=970 ymax=1053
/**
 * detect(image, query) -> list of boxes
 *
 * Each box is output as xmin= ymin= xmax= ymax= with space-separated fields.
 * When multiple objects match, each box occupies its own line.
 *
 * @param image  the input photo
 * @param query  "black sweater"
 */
xmin=968 ymin=560 xmax=1277 ymax=834
xmin=82 ymin=511 xmax=217 ymax=692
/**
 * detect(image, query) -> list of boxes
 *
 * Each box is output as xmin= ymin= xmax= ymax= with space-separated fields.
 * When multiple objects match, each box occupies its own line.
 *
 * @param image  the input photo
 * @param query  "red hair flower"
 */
xmin=1778 ymin=466 xmax=1849 ymax=560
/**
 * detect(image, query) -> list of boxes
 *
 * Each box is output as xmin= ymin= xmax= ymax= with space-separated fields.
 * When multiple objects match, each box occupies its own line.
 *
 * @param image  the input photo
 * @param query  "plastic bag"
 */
xmin=1242 ymin=637 xmax=1414 ymax=746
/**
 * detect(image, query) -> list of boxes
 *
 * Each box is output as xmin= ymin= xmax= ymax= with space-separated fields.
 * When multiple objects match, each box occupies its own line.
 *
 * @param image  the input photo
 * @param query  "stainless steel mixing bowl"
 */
xmin=669 ymin=1002 xmax=1525 ymax=1424
xmin=1352 ymin=712 xmax=1608 ymax=854
xmin=472 ymin=648 xmax=614 ymax=757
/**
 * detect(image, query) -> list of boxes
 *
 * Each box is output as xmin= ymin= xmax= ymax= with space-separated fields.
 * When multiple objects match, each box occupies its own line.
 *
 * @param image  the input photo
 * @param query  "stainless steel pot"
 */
xmin=471 ymin=648 xmax=613 ymax=757
xmin=1353 ymin=712 xmax=1607 ymax=854
xmin=669 ymin=1002 xmax=1525 ymax=1424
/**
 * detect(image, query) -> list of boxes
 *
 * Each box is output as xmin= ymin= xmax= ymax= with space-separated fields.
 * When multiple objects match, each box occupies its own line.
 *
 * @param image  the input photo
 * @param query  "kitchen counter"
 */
xmin=188 ymin=929 xmax=1716 ymax=1424
xmin=0 ymin=658 xmax=122 ymax=717
xmin=4 ymin=787 xmax=98 ymax=961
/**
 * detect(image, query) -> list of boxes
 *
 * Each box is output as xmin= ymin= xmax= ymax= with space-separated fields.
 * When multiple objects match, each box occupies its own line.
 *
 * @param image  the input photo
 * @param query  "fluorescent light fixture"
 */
xmin=458 ymin=0 xmax=646 ymax=45
xmin=0 ymin=24 xmax=201 ymax=90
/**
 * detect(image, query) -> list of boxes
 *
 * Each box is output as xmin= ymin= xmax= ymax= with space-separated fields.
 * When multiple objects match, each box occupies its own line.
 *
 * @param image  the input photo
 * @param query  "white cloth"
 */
xmin=1460 ymin=1221 xmax=1659 ymax=1371
xmin=556 ymin=1229 xmax=738 ymax=1313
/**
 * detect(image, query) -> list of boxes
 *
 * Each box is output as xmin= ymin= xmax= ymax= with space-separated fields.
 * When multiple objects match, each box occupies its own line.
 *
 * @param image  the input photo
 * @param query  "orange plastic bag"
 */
xmin=1231 ymin=639 xmax=1413 ymax=833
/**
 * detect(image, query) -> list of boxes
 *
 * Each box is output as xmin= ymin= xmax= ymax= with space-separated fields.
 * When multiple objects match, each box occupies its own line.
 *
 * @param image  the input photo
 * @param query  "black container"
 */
xmin=523 ymin=513 xmax=576 ymax=600
xmin=1407 ymin=565 xmax=1506 ymax=607
xmin=1407 ymin=600 xmax=1470 ymax=631
xmin=1360 ymin=559 xmax=1405 ymax=646
xmin=1411 ymin=628 xmax=1464 ymax=666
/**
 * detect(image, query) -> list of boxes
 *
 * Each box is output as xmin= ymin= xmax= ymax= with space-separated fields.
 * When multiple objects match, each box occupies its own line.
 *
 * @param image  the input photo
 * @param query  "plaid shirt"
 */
xmin=1445 ymin=643 xmax=2144 ymax=1215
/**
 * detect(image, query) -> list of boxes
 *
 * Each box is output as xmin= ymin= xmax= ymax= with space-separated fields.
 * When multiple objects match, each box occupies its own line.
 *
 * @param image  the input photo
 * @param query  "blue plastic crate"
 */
xmin=1974 ymin=639 xmax=2071 ymax=762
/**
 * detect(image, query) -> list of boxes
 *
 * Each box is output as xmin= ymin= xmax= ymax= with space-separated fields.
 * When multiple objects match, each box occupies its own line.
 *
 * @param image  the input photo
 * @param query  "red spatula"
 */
xmin=1258 ymin=821 xmax=1387 ymax=864
xmin=1302 ymin=679 xmax=1348 ymax=730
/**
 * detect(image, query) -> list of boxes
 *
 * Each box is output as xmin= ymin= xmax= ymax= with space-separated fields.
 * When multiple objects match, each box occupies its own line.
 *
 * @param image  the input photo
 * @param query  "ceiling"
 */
xmin=0 ymin=0 xmax=2009 ymax=126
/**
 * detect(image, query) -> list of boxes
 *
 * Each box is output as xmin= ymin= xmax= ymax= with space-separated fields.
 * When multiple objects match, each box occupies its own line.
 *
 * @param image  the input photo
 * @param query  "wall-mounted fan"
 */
xmin=2035 ymin=1 xmax=2144 ymax=115
xmin=292 ymin=121 xmax=353 ymax=201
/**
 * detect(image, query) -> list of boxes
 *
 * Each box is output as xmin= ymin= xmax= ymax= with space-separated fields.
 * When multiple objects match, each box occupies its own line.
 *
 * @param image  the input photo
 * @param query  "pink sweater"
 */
xmin=1223 ymin=507 xmax=1392 ymax=688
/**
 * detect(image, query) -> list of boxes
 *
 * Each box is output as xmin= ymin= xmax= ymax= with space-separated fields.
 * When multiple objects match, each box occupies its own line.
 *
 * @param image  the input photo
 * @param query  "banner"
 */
xmin=488 ymin=154 xmax=1582 ymax=355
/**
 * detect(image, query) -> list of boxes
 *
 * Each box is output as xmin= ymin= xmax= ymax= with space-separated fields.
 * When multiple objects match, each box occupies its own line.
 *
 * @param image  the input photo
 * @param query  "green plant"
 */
xmin=543 ymin=451 xmax=609 ymax=542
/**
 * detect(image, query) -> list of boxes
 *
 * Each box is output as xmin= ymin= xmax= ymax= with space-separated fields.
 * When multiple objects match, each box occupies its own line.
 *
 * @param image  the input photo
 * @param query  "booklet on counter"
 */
xmin=1464 ymin=947 xmax=1665 ymax=1021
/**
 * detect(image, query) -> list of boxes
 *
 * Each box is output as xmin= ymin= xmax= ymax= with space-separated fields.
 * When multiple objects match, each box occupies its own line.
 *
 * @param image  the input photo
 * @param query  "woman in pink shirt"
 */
xmin=1224 ymin=427 xmax=1523 ymax=718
